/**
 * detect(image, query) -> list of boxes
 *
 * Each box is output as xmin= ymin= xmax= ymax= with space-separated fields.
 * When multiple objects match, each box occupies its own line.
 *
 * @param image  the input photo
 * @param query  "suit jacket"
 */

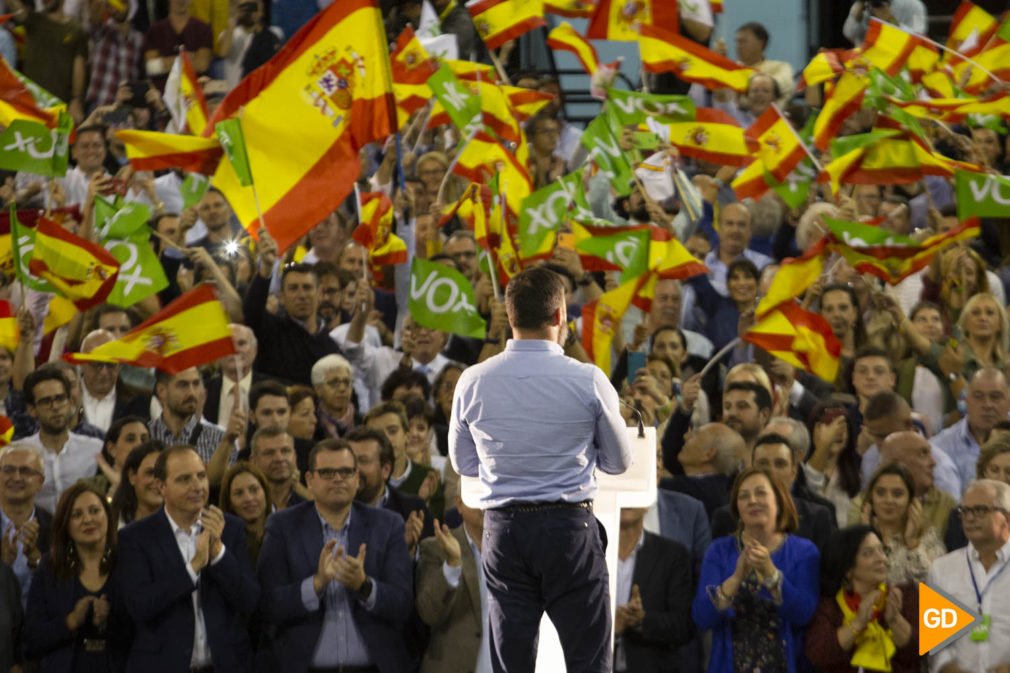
xmin=111 ymin=380 xmax=152 ymax=424
xmin=655 ymin=489 xmax=711 ymax=571
xmin=709 ymin=495 xmax=836 ymax=552
xmin=257 ymin=500 xmax=413 ymax=673
xmin=660 ymin=473 xmax=731 ymax=521
xmin=202 ymin=371 xmax=268 ymax=426
xmin=0 ymin=561 xmax=21 ymax=673
xmin=383 ymin=485 xmax=435 ymax=542
xmin=24 ymin=554 xmax=130 ymax=673
xmin=117 ymin=508 xmax=259 ymax=673
xmin=416 ymin=526 xmax=482 ymax=673
xmin=622 ymin=532 xmax=695 ymax=673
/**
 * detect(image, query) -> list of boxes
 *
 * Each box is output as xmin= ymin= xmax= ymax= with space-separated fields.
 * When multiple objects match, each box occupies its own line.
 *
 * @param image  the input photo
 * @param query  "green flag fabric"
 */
xmin=427 ymin=64 xmax=481 ymax=135
xmin=581 ymin=110 xmax=634 ymax=197
xmin=955 ymin=169 xmax=1010 ymax=220
xmin=576 ymin=227 xmax=651 ymax=283
xmin=606 ymin=88 xmax=695 ymax=127
xmin=9 ymin=204 xmax=53 ymax=292
xmin=408 ymin=257 xmax=486 ymax=339
xmin=215 ymin=119 xmax=253 ymax=187
xmin=94 ymin=196 xmax=151 ymax=240
xmin=518 ymin=172 xmax=583 ymax=258
xmin=14 ymin=71 xmax=62 ymax=108
xmin=0 ymin=111 xmax=72 ymax=177
xmin=180 ymin=173 xmax=211 ymax=209
xmin=92 ymin=195 xmax=167 ymax=306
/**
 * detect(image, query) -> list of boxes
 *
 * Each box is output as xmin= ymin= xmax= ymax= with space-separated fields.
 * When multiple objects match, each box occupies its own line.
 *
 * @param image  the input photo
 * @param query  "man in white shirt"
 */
xmin=928 ymin=479 xmax=1010 ymax=673
xmin=78 ymin=329 xmax=152 ymax=433
xmin=21 ymin=369 xmax=102 ymax=513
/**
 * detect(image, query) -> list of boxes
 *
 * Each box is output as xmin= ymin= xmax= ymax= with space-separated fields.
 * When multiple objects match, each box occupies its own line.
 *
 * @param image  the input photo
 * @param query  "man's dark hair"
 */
xmin=364 ymin=400 xmax=409 ymax=431
xmin=753 ymin=432 xmax=794 ymax=463
xmin=153 ymin=445 xmax=200 ymax=481
xmin=542 ymin=262 xmax=576 ymax=293
xmin=401 ymin=394 xmax=433 ymax=426
xmin=380 ymin=367 xmax=432 ymax=402
xmin=24 ymin=369 xmax=70 ymax=406
xmin=149 ymin=212 xmax=181 ymax=234
xmin=939 ymin=204 xmax=958 ymax=218
xmin=250 ymin=379 xmax=289 ymax=414
xmin=250 ymin=425 xmax=293 ymax=455
xmin=505 ymin=266 xmax=566 ymax=331
xmin=727 ymin=258 xmax=760 ymax=283
xmin=346 ymin=426 xmax=394 ymax=468
xmin=863 ymin=391 xmax=908 ymax=423
xmin=308 ymin=438 xmax=355 ymax=471
xmin=853 ymin=345 xmax=894 ymax=373
xmin=314 ymin=260 xmax=341 ymax=283
xmin=725 ymin=380 xmax=772 ymax=412
xmin=737 ymin=21 xmax=769 ymax=47
xmin=91 ymin=303 xmax=138 ymax=330
xmin=280 ymin=262 xmax=318 ymax=285
xmin=74 ymin=125 xmax=106 ymax=145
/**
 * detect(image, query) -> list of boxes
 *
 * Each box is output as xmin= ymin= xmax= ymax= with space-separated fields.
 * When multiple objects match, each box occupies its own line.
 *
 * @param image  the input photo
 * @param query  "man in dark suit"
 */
xmin=257 ymin=438 xmax=414 ymax=673
xmin=0 ymin=444 xmax=52 ymax=605
xmin=661 ymin=423 xmax=742 ymax=519
xmin=202 ymin=324 xmax=265 ymax=426
xmin=416 ymin=494 xmax=486 ymax=673
xmin=117 ymin=446 xmax=259 ymax=673
xmin=614 ymin=507 xmax=694 ymax=673
xmin=709 ymin=434 xmax=837 ymax=551
xmin=346 ymin=425 xmax=433 ymax=556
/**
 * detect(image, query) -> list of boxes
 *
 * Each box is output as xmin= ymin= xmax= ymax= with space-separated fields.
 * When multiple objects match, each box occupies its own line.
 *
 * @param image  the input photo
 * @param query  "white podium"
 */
xmin=460 ymin=426 xmax=657 ymax=672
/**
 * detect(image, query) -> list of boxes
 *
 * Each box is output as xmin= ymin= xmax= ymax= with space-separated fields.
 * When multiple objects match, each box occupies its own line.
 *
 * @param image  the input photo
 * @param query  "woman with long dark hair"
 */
xmin=803 ymin=402 xmax=862 ymax=528
xmin=24 ymin=483 xmax=127 ymax=672
xmin=109 ymin=441 xmax=164 ymax=528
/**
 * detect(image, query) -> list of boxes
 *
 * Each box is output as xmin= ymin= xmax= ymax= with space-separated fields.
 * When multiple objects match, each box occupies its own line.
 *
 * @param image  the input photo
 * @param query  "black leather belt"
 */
xmin=493 ymin=500 xmax=592 ymax=513
xmin=308 ymin=667 xmax=380 ymax=673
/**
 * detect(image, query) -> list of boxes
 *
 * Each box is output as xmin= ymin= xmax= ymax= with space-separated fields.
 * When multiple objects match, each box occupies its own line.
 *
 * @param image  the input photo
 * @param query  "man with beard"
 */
xmin=347 ymin=426 xmax=432 ymax=556
xmin=249 ymin=427 xmax=307 ymax=511
xmin=191 ymin=188 xmax=239 ymax=256
xmin=148 ymin=368 xmax=245 ymax=485
xmin=721 ymin=381 xmax=772 ymax=459
xmin=20 ymin=370 xmax=103 ymax=513
xmin=86 ymin=0 xmax=144 ymax=109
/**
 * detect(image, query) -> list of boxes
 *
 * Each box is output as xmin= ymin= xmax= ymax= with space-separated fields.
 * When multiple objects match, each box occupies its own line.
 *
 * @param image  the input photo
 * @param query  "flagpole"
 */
xmin=437 ymin=127 xmax=479 ymax=205
xmin=410 ymin=101 xmax=435 ymax=155
xmin=487 ymin=177 xmax=504 ymax=300
xmin=235 ymin=107 xmax=268 ymax=239
xmin=488 ymin=48 xmax=512 ymax=85
xmin=772 ymin=102 xmax=826 ymax=175
xmin=869 ymin=17 xmax=1004 ymax=86
xmin=149 ymin=226 xmax=186 ymax=251
xmin=698 ymin=337 xmax=740 ymax=379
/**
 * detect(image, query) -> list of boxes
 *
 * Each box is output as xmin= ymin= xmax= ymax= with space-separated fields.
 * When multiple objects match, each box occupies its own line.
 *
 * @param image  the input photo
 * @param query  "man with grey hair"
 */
xmin=204 ymin=323 xmax=263 ymax=426
xmin=664 ymin=423 xmax=741 ymax=518
xmin=0 ymin=443 xmax=52 ymax=604
xmin=928 ymin=479 xmax=1010 ymax=673
xmin=78 ymin=329 xmax=150 ymax=432
xmin=312 ymin=354 xmax=360 ymax=438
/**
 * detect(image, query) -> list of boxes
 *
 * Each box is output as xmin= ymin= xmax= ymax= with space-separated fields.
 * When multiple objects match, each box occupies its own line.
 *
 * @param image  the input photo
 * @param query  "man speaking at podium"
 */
xmin=449 ymin=266 xmax=633 ymax=673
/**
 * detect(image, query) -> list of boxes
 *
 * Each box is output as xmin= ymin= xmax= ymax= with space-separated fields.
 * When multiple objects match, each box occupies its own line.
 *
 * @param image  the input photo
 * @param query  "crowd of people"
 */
xmin=1 ymin=0 xmax=1010 ymax=670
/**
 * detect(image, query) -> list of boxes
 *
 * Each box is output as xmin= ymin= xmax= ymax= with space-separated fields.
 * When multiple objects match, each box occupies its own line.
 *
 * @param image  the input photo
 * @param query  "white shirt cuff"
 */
xmin=442 ymin=561 xmax=462 ymax=588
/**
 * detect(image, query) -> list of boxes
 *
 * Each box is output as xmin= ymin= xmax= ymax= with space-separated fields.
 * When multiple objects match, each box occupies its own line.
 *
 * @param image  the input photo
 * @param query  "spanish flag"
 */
xmin=451 ymin=130 xmax=532 ymax=216
xmin=178 ymin=50 xmax=210 ymax=135
xmin=0 ymin=415 xmax=13 ymax=447
xmin=0 ymin=58 xmax=59 ymax=128
xmin=502 ymin=85 xmax=555 ymax=120
xmin=116 ymin=129 xmax=223 ymax=174
xmin=0 ymin=300 xmax=17 ymax=353
xmin=639 ymin=25 xmax=755 ymax=92
xmin=755 ymin=237 xmax=827 ymax=318
xmin=587 ymin=0 xmax=678 ymax=42
xmin=743 ymin=302 xmax=842 ymax=382
xmin=543 ymin=0 xmax=593 ymax=17
xmin=650 ymin=228 xmax=710 ymax=279
xmin=747 ymin=106 xmax=807 ymax=182
xmin=352 ymin=192 xmax=408 ymax=275
xmin=427 ymin=78 xmax=522 ymax=144
xmin=954 ymin=41 xmax=1010 ymax=93
xmin=848 ymin=19 xmax=916 ymax=77
xmin=797 ymin=50 xmax=847 ymax=90
xmin=206 ymin=0 xmax=396 ymax=253
xmin=467 ymin=0 xmax=546 ymax=50
xmin=391 ymin=26 xmax=437 ymax=85
xmin=444 ymin=60 xmax=498 ymax=82
xmin=947 ymin=1 xmax=997 ymax=55
xmin=440 ymin=182 xmax=491 ymax=231
xmin=906 ymin=37 xmax=940 ymax=82
xmin=664 ymin=108 xmax=758 ymax=167
xmin=813 ymin=72 xmax=867 ymax=151
xmin=582 ymin=273 xmax=651 ymax=375
xmin=29 ymin=217 xmax=120 ymax=312
xmin=547 ymin=22 xmax=599 ymax=74
xmin=64 ymin=285 xmax=236 ymax=374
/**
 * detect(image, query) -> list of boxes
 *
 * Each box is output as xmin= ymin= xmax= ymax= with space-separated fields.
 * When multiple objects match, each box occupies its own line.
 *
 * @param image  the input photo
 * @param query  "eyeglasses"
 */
xmin=34 ymin=393 xmax=69 ymax=408
xmin=312 ymin=467 xmax=356 ymax=480
xmin=0 ymin=465 xmax=42 ymax=478
xmin=323 ymin=378 xmax=352 ymax=389
xmin=84 ymin=362 xmax=117 ymax=371
xmin=957 ymin=505 xmax=1008 ymax=518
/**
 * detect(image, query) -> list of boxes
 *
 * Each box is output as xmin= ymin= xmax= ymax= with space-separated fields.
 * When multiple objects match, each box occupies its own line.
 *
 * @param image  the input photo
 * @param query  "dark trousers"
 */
xmin=483 ymin=506 xmax=612 ymax=673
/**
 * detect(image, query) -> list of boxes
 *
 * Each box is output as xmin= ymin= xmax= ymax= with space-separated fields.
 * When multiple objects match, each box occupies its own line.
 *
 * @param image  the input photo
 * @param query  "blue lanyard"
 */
xmin=966 ymin=548 xmax=1010 ymax=611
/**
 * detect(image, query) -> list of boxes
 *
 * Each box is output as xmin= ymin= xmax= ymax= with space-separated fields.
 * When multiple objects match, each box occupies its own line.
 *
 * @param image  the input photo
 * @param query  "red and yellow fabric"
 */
xmin=444 ymin=60 xmax=497 ymax=82
xmin=502 ymin=85 xmax=555 ymax=120
xmin=0 ymin=414 xmax=12 ymax=446
xmin=891 ymin=96 xmax=977 ymax=123
xmin=467 ymin=0 xmax=546 ymax=49
xmin=43 ymin=295 xmax=77 ymax=335
xmin=547 ymin=22 xmax=600 ymax=74
xmin=797 ymin=50 xmax=847 ymax=89
xmin=847 ymin=19 xmax=916 ymax=77
xmin=587 ymin=0 xmax=678 ymax=42
xmin=953 ymin=42 xmax=1010 ymax=93
xmin=439 ymin=182 xmax=491 ymax=230
xmin=582 ymin=273 xmax=651 ymax=374
xmin=0 ymin=57 xmax=59 ymax=128
xmin=920 ymin=70 xmax=956 ymax=99
xmin=352 ymin=192 xmax=407 ymax=275
xmin=0 ymin=300 xmax=17 ymax=353
xmin=116 ymin=130 xmax=223 ymax=174
xmin=906 ymin=37 xmax=940 ymax=82
xmin=178 ymin=50 xmax=210 ymax=135
xmin=649 ymin=227 xmax=709 ymax=279
xmin=451 ymin=130 xmax=532 ymax=215
xmin=955 ymin=92 xmax=1010 ymax=118
xmin=755 ymin=238 xmax=827 ymax=319
xmin=391 ymin=26 xmax=437 ymax=85
xmin=747 ymin=106 xmax=807 ymax=182
xmin=426 ymin=77 xmax=522 ymax=144
xmin=731 ymin=160 xmax=770 ymax=201
xmin=665 ymin=108 xmax=758 ymax=167
xmin=947 ymin=1 xmax=998 ymax=55
xmin=543 ymin=0 xmax=594 ymax=18
xmin=640 ymin=26 xmax=755 ymax=92
xmin=29 ymin=217 xmax=119 ymax=312
xmin=709 ymin=0 xmax=722 ymax=13
xmin=824 ymin=129 xmax=981 ymax=186
xmin=813 ymin=71 xmax=868 ymax=151
xmin=65 ymin=285 xmax=236 ymax=374
xmin=205 ymin=0 xmax=396 ymax=252
xmin=743 ymin=301 xmax=842 ymax=382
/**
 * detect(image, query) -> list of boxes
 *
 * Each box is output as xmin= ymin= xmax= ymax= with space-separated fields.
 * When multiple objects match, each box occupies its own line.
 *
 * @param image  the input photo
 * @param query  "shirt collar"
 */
xmin=969 ymin=536 xmax=1010 ymax=564
xmin=504 ymin=340 xmax=564 ymax=354
xmin=315 ymin=504 xmax=352 ymax=535
xmin=164 ymin=507 xmax=200 ymax=537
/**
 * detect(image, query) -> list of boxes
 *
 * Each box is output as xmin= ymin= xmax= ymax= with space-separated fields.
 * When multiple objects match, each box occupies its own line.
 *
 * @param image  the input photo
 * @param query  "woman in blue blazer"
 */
xmin=693 ymin=466 xmax=820 ymax=673
xmin=25 ymin=482 xmax=127 ymax=673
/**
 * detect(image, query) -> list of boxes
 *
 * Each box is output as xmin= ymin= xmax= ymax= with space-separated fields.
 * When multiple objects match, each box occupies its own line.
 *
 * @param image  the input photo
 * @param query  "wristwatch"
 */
xmin=762 ymin=569 xmax=782 ymax=590
xmin=358 ymin=577 xmax=373 ymax=600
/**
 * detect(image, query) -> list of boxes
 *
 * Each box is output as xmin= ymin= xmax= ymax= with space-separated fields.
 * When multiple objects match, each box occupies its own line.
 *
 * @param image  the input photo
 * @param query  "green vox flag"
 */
xmin=9 ymin=204 xmax=53 ymax=292
xmin=215 ymin=118 xmax=253 ymax=187
xmin=427 ymin=64 xmax=482 ymax=135
xmin=606 ymin=88 xmax=695 ymax=127
xmin=180 ymin=172 xmax=210 ymax=209
xmin=14 ymin=71 xmax=63 ymax=108
xmin=101 ymin=230 xmax=169 ymax=307
xmin=829 ymin=129 xmax=902 ymax=160
xmin=575 ymin=227 xmax=651 ymax=283
xmin=518 ymin=172 xmax=583 ymax=259
xmin=0 ymin=111 xmax=72 ymax=177
xmin=581 ymin=110 xmax=634 ymax=197
xmin=94 ymin=196 xmax=151 ymax=240
xmin=955 ymin=169 xmax=1010 ymax=220
xmin=408 ymin=257 xmax=486 ymax=339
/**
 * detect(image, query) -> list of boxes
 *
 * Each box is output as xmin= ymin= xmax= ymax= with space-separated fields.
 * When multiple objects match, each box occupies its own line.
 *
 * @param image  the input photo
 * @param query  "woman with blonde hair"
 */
xmin=955 ymin=292 xmax=1010 ymax=380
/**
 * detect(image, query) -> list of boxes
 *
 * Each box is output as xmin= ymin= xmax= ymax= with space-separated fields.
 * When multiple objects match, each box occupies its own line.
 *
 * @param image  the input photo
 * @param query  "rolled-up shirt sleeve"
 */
xmin=592 ymin=368 xmax=633 ymax=474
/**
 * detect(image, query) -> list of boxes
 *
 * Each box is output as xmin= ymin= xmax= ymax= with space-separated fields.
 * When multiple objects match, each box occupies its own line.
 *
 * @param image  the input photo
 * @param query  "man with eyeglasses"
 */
xmin=0 ymin=444 xmax=52 ymax=605
xmin=258 ymin=438 xmax=414 ymax=673
xmin=443 ymin=231 xmax=480 ymax=286
xmin=77 ymin=329 xmax=151 ymax=433
xmin=19 ymin=369 xmax=103 ymax=513
xmin=927 ymin=479 xmax=1010 ymax=673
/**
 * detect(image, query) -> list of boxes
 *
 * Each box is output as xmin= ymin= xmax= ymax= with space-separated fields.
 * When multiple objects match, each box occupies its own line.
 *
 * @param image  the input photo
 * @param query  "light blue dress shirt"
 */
xmin=930 ymin=417 xmax=981 ymax=494
xmin=859 ymin=441 xmax=961 ymax=500
xmin=449 ymin=340 xmax=633 ymax=508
